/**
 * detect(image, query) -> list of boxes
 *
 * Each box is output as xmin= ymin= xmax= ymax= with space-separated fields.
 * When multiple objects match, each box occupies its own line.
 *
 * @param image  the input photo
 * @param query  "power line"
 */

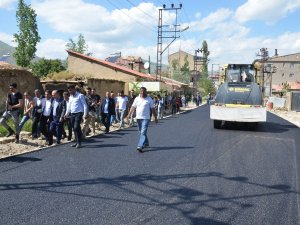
xmin=105 ymin=0 xmax=157 ymax=33
xmin=176 ymin=0 xmax=193 ymax=27
xmin=125 ymin=0 xmax=154 ymax=20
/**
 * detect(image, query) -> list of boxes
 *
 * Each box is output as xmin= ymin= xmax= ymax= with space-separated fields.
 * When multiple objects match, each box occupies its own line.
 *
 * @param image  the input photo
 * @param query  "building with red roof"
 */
xmin=67 ymin=50 xmax=155 ymax=94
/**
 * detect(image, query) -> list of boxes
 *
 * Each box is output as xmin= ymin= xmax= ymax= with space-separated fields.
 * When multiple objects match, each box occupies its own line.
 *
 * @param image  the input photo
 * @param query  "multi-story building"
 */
xmin=254 ymin=51 xmax=300 ymax=96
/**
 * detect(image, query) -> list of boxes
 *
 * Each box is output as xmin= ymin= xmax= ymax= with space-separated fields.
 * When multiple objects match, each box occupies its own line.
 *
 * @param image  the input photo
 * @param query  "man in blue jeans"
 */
xmin=127 ymin=87 xmax=158 ymax=152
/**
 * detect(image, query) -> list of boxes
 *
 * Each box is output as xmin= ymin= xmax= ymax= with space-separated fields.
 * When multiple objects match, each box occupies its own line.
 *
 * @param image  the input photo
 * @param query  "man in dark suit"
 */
xmin=49 ymin=90 xmax=65 ymax=145
xmin=101 ymin=91 xmax=115 ymax=133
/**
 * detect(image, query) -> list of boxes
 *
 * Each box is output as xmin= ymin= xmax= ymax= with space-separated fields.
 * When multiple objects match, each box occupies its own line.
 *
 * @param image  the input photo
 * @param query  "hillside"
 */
xmin=0 ymin=40 xmax=16 ymax=64
xmin=0 ymin=40 xmax=46 ymax=65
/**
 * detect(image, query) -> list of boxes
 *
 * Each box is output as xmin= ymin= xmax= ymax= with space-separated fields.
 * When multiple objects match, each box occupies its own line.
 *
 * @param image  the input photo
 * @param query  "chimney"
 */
xmin=274 ymin=49 xmax=278 ymax=57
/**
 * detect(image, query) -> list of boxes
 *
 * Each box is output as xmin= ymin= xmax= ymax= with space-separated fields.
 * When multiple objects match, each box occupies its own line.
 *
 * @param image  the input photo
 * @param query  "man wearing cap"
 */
xmin=65 ymin=84 xmax=88 ymax=149
xmin=0 ymin=83 xmax=23 ymax=143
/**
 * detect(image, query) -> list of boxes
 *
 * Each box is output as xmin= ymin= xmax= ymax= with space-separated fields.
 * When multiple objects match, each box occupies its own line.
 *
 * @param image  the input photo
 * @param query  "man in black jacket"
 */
xmin=101 ymin=91 xmax=115 ymax=133
xmin=49 ymin=90 xmax=65 ymax=145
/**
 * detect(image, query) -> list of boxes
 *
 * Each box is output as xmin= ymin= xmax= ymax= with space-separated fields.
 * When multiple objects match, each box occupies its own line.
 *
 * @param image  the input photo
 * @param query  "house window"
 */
xmin=289 ymin=73 xmax=294 ymax=77
xmin=290 ymin=63 xmax=295 ymax=68
xmin=282 ymin=73 xmax=285 ymax=77
xmin=282 ymin=63 xmax=285 ymax=68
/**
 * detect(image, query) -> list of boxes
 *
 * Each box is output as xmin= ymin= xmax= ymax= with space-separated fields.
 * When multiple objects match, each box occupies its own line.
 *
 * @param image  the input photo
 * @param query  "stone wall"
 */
xmin=0 ymin=68 xmax=42 ymax=112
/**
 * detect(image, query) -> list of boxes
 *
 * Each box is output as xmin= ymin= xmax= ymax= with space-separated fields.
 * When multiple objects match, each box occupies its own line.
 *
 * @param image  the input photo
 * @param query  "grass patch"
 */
xmin=0 ymin=117 xmax=32 ymax=137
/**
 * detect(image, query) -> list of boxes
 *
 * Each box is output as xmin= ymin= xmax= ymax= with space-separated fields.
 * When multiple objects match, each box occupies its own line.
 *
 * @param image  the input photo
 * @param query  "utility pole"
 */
xmin=193 ymin=49 xmax=203 ymax=97
xmin=156 ymin=3 xmax=182 ymax=81
xmin=256 ymin=48 xmax=269 ymax=97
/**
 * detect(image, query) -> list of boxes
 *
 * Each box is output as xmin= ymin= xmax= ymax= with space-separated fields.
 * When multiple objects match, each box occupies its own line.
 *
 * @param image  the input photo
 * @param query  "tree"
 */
xmin=199 ymin=77 xmax=215 ymax=96
xmin=200 ymin=40 xmax=210 ymax=78
xmin=172 ymin=55 xmax=190 ymax=84
xmin=30 ymin=58 xmax=66 ymax=77
xmin=13 ymin=0 xmax=41 ymax=67
xmin=66 ymin=33 xmax=91 ymax=55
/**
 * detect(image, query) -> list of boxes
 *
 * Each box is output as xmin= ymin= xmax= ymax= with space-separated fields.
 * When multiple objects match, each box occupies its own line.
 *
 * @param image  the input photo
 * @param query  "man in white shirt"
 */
xmin=65 ymin=84 xmax=88 ymax=149
xmin=127 ymin=87 xmax=157 ymax=152
xmin=40 ymin=90 xmax=53 ymax=146
xmin=116 ymin=90 xmax=128 ymax=129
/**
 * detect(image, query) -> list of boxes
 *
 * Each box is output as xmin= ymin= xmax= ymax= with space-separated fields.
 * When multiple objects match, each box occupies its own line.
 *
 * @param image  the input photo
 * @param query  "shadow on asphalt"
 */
xmin=217 ymin=121 xmax=294 ymax=133
xmin=0 ymin=171 xmax=296 ymax=224
xmin=84 ymin=144 xmax=128 ymax=149
xmin=142 ymin=146 xmax=194 ymax=153
xmin=0 ymin=156 xmax=42 ymax=163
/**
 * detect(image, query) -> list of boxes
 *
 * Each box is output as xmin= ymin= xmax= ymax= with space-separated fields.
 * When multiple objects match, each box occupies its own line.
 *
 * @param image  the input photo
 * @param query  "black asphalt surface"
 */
xmin=0 ymin=106 xmax=300 ymax=225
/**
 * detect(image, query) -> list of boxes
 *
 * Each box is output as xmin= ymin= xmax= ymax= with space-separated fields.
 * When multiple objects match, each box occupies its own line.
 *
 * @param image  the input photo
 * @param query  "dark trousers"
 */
xmin=40 ymin=115 xmax=52 ymax=144
xmin=101 ymin=113 xmax=111 ymax=132
xmin=32 ymin=113 xmax=41 ymax=138
xmin=62 ymin=118 xmax=72 ymax=140
xmin=71 ymin=112 xmax=83 ymax=144
xmin=50 ymin=116 xmax=63 ymax=144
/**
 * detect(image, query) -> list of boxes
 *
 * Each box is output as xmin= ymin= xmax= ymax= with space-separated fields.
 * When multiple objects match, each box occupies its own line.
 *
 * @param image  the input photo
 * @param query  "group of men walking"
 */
xmin=0 ymin=83 xmax=157 ymax=152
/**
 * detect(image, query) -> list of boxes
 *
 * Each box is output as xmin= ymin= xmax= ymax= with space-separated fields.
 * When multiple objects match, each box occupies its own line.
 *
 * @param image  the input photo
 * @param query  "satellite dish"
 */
xmin=144 ymin=62 xmax=150 ymax=69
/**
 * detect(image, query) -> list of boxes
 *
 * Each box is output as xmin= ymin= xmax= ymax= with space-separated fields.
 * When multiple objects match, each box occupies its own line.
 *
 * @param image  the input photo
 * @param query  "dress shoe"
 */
xmin=71 ymin=143 xmax=77 ymax=147
xmin=76 ymin=143 xmax=82 ymax=149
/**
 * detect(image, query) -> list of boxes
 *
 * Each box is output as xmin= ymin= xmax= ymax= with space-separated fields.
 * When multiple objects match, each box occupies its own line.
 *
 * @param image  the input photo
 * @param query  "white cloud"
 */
xmin=0 ymin=32 xmax=16 ymax=47
xmin=207 ymin=32 xmax=300 ymax=65
xmin=190 ymin=8 xmax=233 ymax=31
xmin=195 ymin=12 xmax=201 ymax=19
xmin=30 ymin=0 xmax=182 ymax=61
xmin=235 ymin=0 xmax=300 ymax=24
xmin=0 ymin=0 xmax=16 ymax=9
xmin=36 ymin=38 xmax=67 ymax=59
xmin=32 ymin=0 xmax=176 ymax=44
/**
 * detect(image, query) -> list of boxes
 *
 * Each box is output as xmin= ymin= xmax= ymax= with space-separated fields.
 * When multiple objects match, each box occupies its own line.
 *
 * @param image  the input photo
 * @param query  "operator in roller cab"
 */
xmin=210 ymin=64 xmax=266 ymax=129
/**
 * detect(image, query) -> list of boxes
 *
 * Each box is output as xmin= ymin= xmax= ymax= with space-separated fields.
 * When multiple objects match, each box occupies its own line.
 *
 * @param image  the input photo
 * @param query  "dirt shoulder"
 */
xmin=269 ymin=109 xmax=300 ymax=127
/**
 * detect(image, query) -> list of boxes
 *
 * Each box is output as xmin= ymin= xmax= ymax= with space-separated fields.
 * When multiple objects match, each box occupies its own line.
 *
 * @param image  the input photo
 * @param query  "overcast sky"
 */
xmin=1 ymin=0 xmax=300 ymax=69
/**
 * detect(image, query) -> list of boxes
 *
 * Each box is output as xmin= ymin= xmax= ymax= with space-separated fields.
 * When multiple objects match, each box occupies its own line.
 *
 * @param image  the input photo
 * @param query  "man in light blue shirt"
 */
xmin=65 ymin=84 xmax=88 ymax=148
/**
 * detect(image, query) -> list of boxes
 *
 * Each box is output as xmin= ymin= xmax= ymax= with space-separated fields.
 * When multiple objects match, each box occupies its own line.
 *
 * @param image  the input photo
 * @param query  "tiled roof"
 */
xmin=67 ymin=50 xmax=155 ymax=80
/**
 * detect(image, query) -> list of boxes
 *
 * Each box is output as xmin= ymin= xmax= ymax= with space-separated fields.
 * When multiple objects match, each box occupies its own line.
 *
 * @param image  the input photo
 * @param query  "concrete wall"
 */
xmin=68 ymin=55 xmax=138 ymax=94
xmin=0 ymin=69 xmax=42 ymax=112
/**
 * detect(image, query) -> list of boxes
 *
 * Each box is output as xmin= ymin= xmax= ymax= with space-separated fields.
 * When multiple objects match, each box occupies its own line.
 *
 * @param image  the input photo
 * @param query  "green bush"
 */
xmin=0 ymin=117 xmax=32 ymax=137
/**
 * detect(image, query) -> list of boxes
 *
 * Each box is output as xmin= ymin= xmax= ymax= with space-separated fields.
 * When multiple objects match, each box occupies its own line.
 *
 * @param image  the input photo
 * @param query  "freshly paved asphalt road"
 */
xmin=0 ymin=106 xmax=300 ymax=225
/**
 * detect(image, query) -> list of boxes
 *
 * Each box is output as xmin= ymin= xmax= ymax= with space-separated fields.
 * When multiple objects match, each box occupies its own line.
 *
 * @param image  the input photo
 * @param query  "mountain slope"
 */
xmin=0 ymin=40 xmax=16 ymax=64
